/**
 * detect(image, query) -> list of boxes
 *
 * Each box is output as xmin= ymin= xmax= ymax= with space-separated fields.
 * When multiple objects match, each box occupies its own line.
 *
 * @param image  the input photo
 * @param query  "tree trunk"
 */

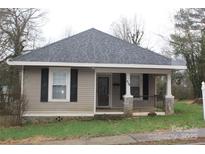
xmin=191 ymin=77 xmax=201 ymax=98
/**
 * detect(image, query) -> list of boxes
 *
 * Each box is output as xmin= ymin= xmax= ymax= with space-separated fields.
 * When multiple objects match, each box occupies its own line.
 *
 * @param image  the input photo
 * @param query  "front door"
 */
xmin=97 ymin=77 xmax=109 ymax=107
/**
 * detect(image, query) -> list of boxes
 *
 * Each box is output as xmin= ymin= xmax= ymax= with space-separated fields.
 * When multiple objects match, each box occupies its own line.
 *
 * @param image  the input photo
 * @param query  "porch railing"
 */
xmin=96 ymin=95 xmax=165 ymax=113
xmin=133 ymin=95 xmax=165 ymax=112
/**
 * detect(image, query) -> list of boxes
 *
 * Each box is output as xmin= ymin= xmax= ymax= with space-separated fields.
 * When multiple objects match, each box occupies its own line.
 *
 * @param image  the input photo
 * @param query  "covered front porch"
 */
xmin=94 ymin=68 xmax=174 ymax=116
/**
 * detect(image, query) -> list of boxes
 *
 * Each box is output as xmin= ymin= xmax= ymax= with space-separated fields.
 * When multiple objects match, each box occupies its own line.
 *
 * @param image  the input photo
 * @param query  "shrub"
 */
xmin=0 ymin=93 xmax=27 ymax=126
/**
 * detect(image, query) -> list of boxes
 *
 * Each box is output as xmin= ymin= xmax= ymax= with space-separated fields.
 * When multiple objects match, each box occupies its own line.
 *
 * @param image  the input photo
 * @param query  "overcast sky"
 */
xmin=3 ymin=0 xmax=205 ymax=53
xmin=41 ymin=5 xmax=177 ymax=53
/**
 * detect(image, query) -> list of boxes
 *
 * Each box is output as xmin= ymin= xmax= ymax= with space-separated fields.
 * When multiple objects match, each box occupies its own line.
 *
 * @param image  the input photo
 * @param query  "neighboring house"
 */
xmin=7 ymin=28 xmax=186 ymax=117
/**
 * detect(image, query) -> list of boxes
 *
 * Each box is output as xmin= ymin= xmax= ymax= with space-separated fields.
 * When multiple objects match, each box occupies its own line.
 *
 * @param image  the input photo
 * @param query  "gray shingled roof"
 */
xmin=12 ymin=28 xmax=171 ymax=65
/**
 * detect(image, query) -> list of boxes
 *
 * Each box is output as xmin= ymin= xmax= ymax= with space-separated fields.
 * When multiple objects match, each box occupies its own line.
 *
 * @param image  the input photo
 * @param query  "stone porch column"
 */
xmin=165 ymin=73 xmax=174 ymax=115
xmin=123 ymin=73 xmax=133 ymax=115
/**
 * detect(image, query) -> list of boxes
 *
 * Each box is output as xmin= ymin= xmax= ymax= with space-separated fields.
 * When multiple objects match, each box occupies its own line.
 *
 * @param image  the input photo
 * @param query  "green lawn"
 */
xmin=0 ymin=100 xmax=205 ymax=141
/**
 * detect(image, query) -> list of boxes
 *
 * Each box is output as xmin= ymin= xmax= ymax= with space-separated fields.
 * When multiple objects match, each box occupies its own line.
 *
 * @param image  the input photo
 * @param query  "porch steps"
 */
xmin=132 ymin=112 xmax=165 ymax=116
xmin=94 ymin=114 xmax=125 ymax=120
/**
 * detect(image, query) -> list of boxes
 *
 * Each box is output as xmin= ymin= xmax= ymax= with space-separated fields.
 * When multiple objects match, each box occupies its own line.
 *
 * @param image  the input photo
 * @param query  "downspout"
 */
xmin=21 ymin=65 xmax=24 ymax=96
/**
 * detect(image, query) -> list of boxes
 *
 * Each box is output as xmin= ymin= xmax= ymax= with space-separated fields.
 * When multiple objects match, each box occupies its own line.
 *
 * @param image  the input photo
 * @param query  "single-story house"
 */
xmin=7 ymin=28 xmax=186 ymax=117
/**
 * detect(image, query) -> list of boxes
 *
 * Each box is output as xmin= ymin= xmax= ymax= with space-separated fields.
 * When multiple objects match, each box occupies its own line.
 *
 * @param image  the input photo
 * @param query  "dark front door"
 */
xmin=97 ymin=77 xmax=109 ymax=107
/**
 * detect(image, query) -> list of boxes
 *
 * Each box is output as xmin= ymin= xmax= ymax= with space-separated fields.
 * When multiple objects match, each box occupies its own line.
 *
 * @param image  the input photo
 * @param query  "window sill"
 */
xmin=48 ymin=99 xmax=70 ymax=103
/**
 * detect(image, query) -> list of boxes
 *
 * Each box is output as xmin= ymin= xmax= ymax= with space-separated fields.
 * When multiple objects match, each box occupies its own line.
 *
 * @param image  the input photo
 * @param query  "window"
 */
xmin=49 ymin=67 xmax=70 ymax=102
xmin=70 ymin=69 xmax=78 ymax=102
xmin=130 ymin=74 xmax=142 ymax=98
xmin=53 ymin=72 xmax=67 ymax=99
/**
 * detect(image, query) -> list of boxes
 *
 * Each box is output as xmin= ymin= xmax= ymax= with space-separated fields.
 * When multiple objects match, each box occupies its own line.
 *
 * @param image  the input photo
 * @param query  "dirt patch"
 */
xmin=192 ymin=98 xmax=203 ymax=105
xmin=0 ymin=136 xmax=57 ymax=144
xmin=181 ymin=99 xmax=195 ymax=104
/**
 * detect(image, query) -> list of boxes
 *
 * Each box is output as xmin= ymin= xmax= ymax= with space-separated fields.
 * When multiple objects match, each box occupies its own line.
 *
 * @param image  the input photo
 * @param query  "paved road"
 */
xmin=188 ymin=142 xmax=205 ymax=145
xmin=41 ymin=128 xmax=205 ymax=145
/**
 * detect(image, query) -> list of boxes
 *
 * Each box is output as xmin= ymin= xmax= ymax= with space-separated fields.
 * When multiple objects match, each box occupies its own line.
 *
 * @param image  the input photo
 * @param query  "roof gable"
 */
xmin=12 ymin=28 xmax=171 ymax=65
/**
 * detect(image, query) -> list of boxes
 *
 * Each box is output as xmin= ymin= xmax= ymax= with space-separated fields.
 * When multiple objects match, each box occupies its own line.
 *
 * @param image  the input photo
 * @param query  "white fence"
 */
xmin=201 ymin=81 xmax=205 ymax=120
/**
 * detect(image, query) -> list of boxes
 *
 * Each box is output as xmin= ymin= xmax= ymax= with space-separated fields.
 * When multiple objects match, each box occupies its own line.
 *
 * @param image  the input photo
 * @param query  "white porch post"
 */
xmin=165 ymin=73 xmax=174 ymax=115
xmin=20 ymin=66 xmax=24 ymax=96
xmin=166 ymin=73 xmax=173 ymax=97
xmin=123 ymin=73 xmax=133 ymax=115
xmin=125 ymin=73 xmax=132 ymax=97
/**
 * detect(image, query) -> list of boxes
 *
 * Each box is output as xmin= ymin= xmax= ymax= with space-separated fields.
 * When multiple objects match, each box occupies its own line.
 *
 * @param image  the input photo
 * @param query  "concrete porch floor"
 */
xmin=96 ymin=107 xmax=163 ymax=112
xmin=95 ymin=108 xmax=124 ymax=115
xmin=95 ymin=107 xmax=165 ymax=116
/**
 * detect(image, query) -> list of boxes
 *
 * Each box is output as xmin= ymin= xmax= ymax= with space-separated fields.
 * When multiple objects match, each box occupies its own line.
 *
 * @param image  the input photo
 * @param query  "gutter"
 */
xmin=7 ymin=59 xmax=187 ymax=70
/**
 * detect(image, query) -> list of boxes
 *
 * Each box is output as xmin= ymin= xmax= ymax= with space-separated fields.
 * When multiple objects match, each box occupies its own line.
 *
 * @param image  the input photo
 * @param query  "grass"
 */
xmin=0 ymin=100 xmax=205 ymax=141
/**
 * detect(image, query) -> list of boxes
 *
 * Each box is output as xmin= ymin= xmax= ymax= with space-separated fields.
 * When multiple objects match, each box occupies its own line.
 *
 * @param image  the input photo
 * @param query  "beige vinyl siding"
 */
xmin=24 ymin=67 xmax=94 ymax=112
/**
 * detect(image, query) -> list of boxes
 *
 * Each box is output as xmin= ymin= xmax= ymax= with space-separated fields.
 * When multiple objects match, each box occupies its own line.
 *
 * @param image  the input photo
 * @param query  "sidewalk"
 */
xmin=42 ymin=128 xmax=205 ymax=145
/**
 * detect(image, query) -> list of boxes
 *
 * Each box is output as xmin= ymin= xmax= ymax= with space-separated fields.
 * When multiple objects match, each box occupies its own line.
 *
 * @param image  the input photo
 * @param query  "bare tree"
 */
xmin=0 ymin=9 xmax=46 ymax=125
xmin=0 ymin=8 xmax=46 ymax=61
xmin=63 ymin=27 xmax=74 ymax=38
xmin=111 ymin=16 xmax=144 ymax=45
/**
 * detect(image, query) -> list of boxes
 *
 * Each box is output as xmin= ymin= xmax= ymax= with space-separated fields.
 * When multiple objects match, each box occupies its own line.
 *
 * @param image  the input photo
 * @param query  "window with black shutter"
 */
xmin=40 ymin=68 xmax=49 ymax=102
xmin=70 ymin=69 xmax=78 ymax=102
xmin=143 ymin=74 xmax=149 ymax=100
xmin=120 ymin=73 xmax=126 ymax=100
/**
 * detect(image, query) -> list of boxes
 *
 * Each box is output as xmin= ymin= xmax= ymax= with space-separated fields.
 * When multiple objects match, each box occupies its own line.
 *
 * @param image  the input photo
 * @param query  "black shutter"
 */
xmin=143 ymin=74 xmax=149 ymax=100
xmin=70 ymin=69 xmax=78 ymax=102
xmin=40 ymin=68 xmax=49 ymax=102
xmin=120 ymin=73 xmax=126 ymax=100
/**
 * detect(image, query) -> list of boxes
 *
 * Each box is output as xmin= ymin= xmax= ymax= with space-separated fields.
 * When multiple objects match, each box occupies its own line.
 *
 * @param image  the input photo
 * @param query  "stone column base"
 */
xmin=123 ymin=95 xmax=133 ymax=115
xmin=165 ymin=96 xmax=175 ymax=115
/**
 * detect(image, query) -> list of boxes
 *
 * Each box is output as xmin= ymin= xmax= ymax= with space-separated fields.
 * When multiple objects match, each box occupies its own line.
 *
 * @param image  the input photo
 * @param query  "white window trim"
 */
xmin=48 ymin=67 xmax=71 ymax=102
xmin=131 ymin=73 xmax=143 ymax=100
